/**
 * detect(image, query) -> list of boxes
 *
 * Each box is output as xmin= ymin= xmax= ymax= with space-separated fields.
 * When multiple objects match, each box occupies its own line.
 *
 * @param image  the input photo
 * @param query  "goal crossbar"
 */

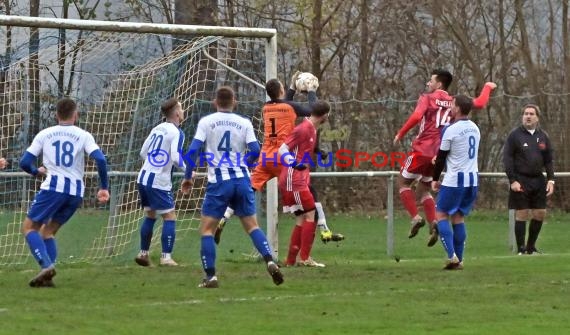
xmin=0 ymin=15 xmax=277 ymax=38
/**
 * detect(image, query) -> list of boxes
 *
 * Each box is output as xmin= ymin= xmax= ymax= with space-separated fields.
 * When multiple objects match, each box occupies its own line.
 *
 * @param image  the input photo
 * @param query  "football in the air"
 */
xmin=295 ymin=72 xmax=319 ymax=92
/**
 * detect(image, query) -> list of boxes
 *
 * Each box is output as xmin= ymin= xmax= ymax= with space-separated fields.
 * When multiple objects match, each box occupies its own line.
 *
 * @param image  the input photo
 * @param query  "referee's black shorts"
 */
xmin=508 ymin=175 xmax=547 ymax=209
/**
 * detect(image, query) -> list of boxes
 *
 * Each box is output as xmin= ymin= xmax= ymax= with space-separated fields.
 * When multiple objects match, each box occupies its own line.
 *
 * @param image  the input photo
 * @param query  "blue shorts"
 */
xmin=27 ymin=190 xmax=83 ymax=224
xmin=137 ymin=184 xmax=175 ymax=213
xmin=436 ymin=185 xmax=478 ymax=216
xmin=202 ymin=178 xmax=255 ymax=219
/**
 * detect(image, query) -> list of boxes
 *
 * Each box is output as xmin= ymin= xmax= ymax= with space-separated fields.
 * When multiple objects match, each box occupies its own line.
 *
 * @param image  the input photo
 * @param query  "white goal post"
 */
xmin=0 ymin=15 xmax=280 ymax=264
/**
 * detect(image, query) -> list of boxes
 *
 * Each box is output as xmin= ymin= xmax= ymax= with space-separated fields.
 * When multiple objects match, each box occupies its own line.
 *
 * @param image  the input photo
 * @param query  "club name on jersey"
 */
xmin=435 ymin=99 xmax=452 ymax=108
xmin=45 ymin=131 xmax=80 ymax=141
xmin=458 ymin=127 xmax=478 ymax=136
xmin=210 ymin=120 xmax=243 ymax=130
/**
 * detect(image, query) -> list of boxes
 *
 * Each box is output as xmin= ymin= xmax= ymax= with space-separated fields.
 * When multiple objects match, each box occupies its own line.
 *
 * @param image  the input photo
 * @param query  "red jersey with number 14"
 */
xmin=397 ymin=89 xmax=453 ymax=158
xmin=279 ymin=118 xmax=317 ymax=192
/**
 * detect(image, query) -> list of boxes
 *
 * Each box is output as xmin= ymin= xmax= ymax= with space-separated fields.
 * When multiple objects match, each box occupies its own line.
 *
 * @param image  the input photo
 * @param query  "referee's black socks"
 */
xmin=515 ymin=220 xmax=526 ymax=252
xmin=527 ymin=219 xmax=543 ymax=250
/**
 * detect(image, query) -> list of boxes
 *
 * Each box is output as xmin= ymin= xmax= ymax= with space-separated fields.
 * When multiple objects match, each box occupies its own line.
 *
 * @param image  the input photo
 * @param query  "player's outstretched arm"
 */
xmin=472 ymin=82 xmax=497 ymax=109
xmin=432 ymin=149 xmax=449 ymax=183
xmin=395 ymin=95 xmax=428 ymax=143
xmin=97 ymin=189 xmax=110 ymax=203
xmin=181 ymin=171 xmax=195 ymax=195
xmin=181 ymin=138 xmax=203 ymax=195
xmin=245 ymin=141 xmax=261 ymax=166
xmin=19 ymin=151 xmax=45 ymax=178
xmin=89 ymin=149 xmax=109 ymax=203
xmin=286 ymin=70 xmax=301 ymax=101
xmin=278 ymin=143 xmax=307 ymax=170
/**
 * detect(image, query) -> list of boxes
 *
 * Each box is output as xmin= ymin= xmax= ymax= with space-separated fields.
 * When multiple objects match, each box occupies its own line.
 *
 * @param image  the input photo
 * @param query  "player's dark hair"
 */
xmin=431 ymin=69 xmax=453 ymax=90
xmin=454 ymin=94 xmax=473 ymax=115
xmin=161 ymin=98 xmax=179 ymax=118
xmin=215 ymin=86 xmax=235 ymax=110
xmin=56 ymin=98 xmax=77 ymax=120
xmin=522 ymin=103 xmax=541 ymax=117
xmin=265 ymin=79 xmax=282 ymax=100
xmin=311 ymin=101 xmax=330 ymax=117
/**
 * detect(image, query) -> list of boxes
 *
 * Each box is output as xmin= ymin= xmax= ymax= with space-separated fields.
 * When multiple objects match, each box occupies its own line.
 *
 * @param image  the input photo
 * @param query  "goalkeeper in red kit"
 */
xmin=393 ymin=69 xmax=496 ymax=246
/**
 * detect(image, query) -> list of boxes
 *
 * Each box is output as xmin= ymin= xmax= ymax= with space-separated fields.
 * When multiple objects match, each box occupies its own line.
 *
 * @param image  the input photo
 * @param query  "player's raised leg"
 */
xmin=234 ymin=177 xmax=283 ymax=285
xmin=416 ymin=180 xmax=439 ymax=246
xmin=40 ymin=221 xmax=62 ymax=266
xmin=241 ymin=215 xmax=283 ymax=286
xmin=22 ymin=217 xmax=56 ymax=287
xmin=310 ymin=185 xmax=344 ymax=243
xmin=23 ymin=191 xmax=82 ymax=287
xmin=213 ymin=207 xmax=234 ymax=245
xmin=397 ymin=172 xmax=425 ymax=238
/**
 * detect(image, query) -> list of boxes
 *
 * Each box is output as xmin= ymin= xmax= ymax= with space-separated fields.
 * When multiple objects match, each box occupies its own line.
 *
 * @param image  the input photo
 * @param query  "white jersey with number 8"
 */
xmin=440 ymin=119 xmax=481 ymax=187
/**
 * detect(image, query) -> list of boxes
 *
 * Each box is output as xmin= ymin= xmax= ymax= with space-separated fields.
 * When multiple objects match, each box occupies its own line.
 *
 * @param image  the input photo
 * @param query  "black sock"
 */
xmin=527 ymin=219 xmax=543 ymax=249
xmin=515 ymin=220 xmax=527 ymax=251
xmin=263 ymin=254 xmax=274 ymax=263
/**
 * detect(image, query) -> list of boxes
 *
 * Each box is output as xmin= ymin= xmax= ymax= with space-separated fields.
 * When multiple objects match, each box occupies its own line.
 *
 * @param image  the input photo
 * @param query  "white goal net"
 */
xmin=0 ymin=16 xmax=277 ymax=265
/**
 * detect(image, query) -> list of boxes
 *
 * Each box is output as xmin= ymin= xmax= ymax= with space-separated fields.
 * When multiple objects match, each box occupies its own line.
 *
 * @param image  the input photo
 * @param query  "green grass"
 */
xmin=1 ymin=210 xmax=570 ymax=334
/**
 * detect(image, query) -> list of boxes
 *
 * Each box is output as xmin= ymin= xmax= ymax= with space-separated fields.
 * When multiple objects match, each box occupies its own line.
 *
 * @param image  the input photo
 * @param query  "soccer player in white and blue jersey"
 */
xmin=19 ymin=98 xmax=109 ymax=287
xmin=431 ymin=94 xmax=481 ymax=270
xmin=181 ymin=86 xmax=283 ymax=288
xmin=135 ymin=98 xmax=185 ymax=267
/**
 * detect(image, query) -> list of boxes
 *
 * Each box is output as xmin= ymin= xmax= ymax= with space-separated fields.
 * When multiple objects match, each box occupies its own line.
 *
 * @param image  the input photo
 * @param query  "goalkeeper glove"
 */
xmin=306 ymin=78 xmax=319 ymax=92
xmin=290 ymin=70 xmax=301 ymax=91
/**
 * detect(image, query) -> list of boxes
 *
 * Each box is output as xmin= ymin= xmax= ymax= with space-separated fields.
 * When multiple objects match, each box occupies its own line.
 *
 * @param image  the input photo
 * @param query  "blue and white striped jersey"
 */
xmin=137 ymin=122 xmax=185 ymax=191
xmin=194 ymin=112 xmax=257 ymax=183
xmin=440 ymin=119 xmax=481 ymax=187
xmin=25 ymin=125 xmax=100 ymax=197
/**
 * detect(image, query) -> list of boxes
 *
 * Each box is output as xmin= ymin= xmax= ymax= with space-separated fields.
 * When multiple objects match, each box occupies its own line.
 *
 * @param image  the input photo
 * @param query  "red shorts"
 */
xmin=282 ymin=187 xmax=315 ymax=215
xmin=400 ymin=152 xmax=434 ymax=182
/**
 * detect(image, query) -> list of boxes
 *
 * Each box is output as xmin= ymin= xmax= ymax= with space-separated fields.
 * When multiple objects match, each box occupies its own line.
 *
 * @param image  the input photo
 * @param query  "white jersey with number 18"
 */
xmin=26 ymin=125 xmax=100 ymax=197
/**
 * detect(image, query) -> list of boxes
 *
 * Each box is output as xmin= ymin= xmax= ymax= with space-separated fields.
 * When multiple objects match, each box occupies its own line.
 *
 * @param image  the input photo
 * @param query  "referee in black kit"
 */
xmin=503 ymin=104 xmax=555 ymax=255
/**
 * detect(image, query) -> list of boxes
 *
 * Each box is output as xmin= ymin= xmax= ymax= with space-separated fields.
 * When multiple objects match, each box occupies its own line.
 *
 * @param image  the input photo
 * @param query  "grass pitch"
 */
xmin=1 ymin=210 xmax=569 ymax=334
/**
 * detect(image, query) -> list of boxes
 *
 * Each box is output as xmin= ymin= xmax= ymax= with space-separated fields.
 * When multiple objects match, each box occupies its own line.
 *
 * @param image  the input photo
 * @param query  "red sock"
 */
xmin=299 ymin=220 xmax=317 ymax=261
xmin=286 ymin=225 xmax=303 ymax=265
xmin=399 ymin=188 xmax=418 ymax=218
xmin=422 ymin=196 xmax=436 ymax=223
